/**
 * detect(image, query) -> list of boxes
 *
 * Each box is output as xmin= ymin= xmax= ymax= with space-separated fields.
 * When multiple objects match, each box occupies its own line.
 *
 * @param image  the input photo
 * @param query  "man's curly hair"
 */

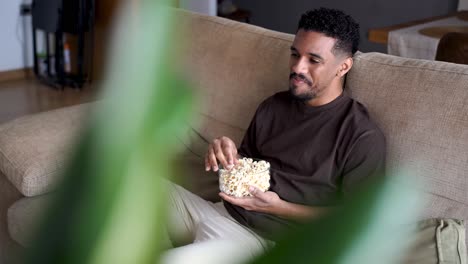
xmin=298 ymin=7 xmax=360 ymax=56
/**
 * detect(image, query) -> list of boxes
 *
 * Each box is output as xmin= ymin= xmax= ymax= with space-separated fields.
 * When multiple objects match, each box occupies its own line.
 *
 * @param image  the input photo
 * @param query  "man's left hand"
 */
xmin=219 ymin=186 xmax=284 ymax=215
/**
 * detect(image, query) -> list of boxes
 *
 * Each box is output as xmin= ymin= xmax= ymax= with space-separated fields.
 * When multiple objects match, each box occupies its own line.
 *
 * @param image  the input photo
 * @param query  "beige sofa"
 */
xmin=0 ymin=9 xmax=467 ymax=262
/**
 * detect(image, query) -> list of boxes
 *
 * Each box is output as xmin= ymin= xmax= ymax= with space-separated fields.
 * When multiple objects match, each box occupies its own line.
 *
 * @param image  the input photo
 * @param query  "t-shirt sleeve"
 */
xmin=341 ymin=129 xmax=386 ymax=194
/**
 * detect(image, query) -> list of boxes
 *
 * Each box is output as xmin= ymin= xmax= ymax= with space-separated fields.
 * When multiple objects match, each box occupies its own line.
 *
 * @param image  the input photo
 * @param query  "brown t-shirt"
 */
xmin=224 ymin=91 xmax=386 ymax=240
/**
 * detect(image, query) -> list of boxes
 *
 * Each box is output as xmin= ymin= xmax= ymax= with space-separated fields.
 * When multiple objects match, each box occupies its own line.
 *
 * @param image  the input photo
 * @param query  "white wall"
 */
xmin=0 ymin=0 xmax=33 ymax=72
xmin=179 ymin=0 xmax=217 ymax=16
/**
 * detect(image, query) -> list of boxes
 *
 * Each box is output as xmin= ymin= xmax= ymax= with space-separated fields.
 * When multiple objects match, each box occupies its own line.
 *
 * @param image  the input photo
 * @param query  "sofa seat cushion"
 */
xmin=6 ymin=153 xmax=219 ymax=248
xmin=175 ymin=152 xmax=220 ymax=202
xmin=402 ymin=218 xmax=466 ymax=264
xmin=7 ymin=194 xmax=54 ymax=247
xmin=0 ymin=171 xmax=23 ymax=261
xmin=0 ymin=103 xmax=90 ymax=197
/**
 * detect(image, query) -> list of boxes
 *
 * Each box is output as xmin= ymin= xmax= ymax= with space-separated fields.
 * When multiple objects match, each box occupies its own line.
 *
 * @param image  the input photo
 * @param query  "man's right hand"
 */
xmin=205 ymin=136 xmax=238 ymax=172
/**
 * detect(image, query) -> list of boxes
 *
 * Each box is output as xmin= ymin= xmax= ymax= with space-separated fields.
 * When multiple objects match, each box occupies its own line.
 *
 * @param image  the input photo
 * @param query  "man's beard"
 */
xmin=289 ymin=72 xmax=316 ymax=101
xmin=289 ymin=86 xmax=317 ymax=101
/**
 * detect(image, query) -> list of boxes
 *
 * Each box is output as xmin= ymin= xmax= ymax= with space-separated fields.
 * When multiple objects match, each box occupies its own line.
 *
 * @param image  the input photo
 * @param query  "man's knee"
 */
xmin=159 ymin=240 xmax=254 ymax=264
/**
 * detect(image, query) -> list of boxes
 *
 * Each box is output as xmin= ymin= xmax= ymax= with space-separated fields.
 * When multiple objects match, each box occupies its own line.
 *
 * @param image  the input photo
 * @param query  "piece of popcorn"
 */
xmin=219 ymin=158 xmax=270 ymax=197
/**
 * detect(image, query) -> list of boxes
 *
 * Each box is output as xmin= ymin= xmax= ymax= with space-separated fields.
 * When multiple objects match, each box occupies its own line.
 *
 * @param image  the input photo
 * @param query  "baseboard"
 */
xmin=0 ymin=68 xmax=34 ymax=83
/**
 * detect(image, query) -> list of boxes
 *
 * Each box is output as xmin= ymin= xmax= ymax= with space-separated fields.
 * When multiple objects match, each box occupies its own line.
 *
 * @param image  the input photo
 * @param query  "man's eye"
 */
xmin=291 ymin=53 xmax=299 ymax=58
xmin=309 ymin=59 xmax=319 ymax=64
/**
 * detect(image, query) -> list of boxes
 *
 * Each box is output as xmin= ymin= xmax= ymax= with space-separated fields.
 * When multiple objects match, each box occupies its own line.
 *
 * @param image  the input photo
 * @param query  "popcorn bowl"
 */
xmin=218 ymin=158 xmax=271 ymax=197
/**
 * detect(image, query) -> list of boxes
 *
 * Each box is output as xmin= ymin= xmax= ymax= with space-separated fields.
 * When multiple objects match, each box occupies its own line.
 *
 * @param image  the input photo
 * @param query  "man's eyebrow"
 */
xmin=308 ymin=52 xmax=323 ymax=60
xmin=289 ymin=46 xmax=324 ymax=60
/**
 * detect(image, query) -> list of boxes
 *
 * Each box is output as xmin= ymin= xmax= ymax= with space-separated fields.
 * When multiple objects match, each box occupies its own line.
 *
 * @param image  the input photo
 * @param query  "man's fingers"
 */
xmin=233 ymin=148 xmax=239 ymax=164
xmin=214 ymin=148 xmax=229 ymax=170
xmin=219 ymin=192 xmax=237 ymax=204
xmin=205 ymin=137 xmax=238 ymax=172
xmin=213 ymin=139 xmax=230 ymax=170
xmin=224 ymin=149 xmax=234 ymax=167
xmin=204 ymin=155 xmax=211 ymax=171
xmin=207 ymin=146 xmax=219 ymax=171
xmin=249 ymin=186 xmax=265 ymax=199
xmin=219 ymin=192 xmax=250 ymax=207
xmin=221 ymin=137 xmax=237 ymax=168
xmin=219 ymin=192 xmax=228 ymax=200
xmin=222 ymin=145 xmax=235 ymax=169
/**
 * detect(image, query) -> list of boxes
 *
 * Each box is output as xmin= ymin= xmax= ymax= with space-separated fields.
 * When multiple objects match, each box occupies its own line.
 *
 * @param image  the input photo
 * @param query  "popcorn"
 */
xmin=219 ymin=158 xmax=270 ymax=197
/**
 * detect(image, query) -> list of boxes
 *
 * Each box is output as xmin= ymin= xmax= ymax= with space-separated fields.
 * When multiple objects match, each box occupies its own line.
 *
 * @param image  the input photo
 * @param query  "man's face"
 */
xmin=289 ymin=29 xmax=344 ymax=103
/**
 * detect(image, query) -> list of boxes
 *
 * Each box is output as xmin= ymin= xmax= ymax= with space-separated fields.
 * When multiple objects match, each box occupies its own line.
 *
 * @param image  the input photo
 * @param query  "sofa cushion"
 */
xmin=0 ymin=103 xmax=90 ymax=197
xmin=346 ymin=52 xmax=468 ymax=221
xmin=7 ymin=194 xmax=54 ymax=247
xmin=174 ymin=122 xmax=219 ymax=202
xmin=0 ymin=171 xmax=23 ymax=262
xmin=402 ymin=218 xmax=466 ymax=264
xmin=175 ymin=152 xmax=220 ymax=202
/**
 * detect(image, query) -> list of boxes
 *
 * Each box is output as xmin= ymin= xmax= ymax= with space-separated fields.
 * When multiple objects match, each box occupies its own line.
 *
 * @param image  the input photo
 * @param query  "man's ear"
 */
xmin=337 ymin=57 xmax=353 ymax=78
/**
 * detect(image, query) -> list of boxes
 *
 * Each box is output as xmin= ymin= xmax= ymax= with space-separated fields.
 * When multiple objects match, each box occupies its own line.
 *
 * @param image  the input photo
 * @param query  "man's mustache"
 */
xmin=289 ymin=72 xmax=312 ymax=86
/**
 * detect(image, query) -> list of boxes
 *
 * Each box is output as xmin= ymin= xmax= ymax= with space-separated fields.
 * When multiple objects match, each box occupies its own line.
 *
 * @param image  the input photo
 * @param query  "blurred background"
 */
xmin=0 ymin=0 xmax=466 ymax=83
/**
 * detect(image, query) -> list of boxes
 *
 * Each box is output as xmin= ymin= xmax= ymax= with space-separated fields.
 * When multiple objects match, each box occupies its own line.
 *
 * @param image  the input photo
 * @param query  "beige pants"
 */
xmin=160 ymin=183 xmax=273 ymax=264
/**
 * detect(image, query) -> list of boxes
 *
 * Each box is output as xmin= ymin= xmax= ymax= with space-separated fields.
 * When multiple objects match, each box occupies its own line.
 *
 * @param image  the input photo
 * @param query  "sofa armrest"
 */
xmin=0 ymin=103 xmax=91 ymax=197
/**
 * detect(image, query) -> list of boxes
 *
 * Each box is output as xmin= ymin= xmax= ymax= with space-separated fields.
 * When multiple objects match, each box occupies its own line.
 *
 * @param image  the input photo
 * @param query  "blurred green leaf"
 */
xmin=26 ymin=0 xmax=193 ymax=263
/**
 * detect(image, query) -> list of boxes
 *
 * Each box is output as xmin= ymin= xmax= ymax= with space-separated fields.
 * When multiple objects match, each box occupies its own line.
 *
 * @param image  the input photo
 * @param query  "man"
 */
xmin=162 ymin=7 xmax=385 ymax=263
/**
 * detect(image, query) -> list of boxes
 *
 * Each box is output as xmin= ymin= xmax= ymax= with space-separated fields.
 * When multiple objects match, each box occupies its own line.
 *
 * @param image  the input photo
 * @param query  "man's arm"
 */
xmin=219 ymin=186 xmax=331 ymax=222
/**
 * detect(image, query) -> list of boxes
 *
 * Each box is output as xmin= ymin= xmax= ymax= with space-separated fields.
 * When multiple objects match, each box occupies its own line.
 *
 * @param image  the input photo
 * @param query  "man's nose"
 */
xmin=291 ymin=57 xmax=308 ymax=74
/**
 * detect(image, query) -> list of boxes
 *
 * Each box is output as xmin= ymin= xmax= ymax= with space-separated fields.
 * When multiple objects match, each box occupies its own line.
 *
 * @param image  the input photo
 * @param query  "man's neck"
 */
xmin=307 ymin=86 xmax=344 ymax=107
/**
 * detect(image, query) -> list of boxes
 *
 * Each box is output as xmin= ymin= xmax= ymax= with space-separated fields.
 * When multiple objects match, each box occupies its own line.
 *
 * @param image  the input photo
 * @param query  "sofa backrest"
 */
xmin=181 ymin=9 xmax=294 ymax=149
xmin=346 ymin=52 xmax=468 ymax=222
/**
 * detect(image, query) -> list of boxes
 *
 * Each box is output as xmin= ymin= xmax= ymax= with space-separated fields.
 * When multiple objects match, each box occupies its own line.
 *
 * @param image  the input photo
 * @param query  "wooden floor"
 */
xmin=0 ymin=78 xmax=99 ymax=124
